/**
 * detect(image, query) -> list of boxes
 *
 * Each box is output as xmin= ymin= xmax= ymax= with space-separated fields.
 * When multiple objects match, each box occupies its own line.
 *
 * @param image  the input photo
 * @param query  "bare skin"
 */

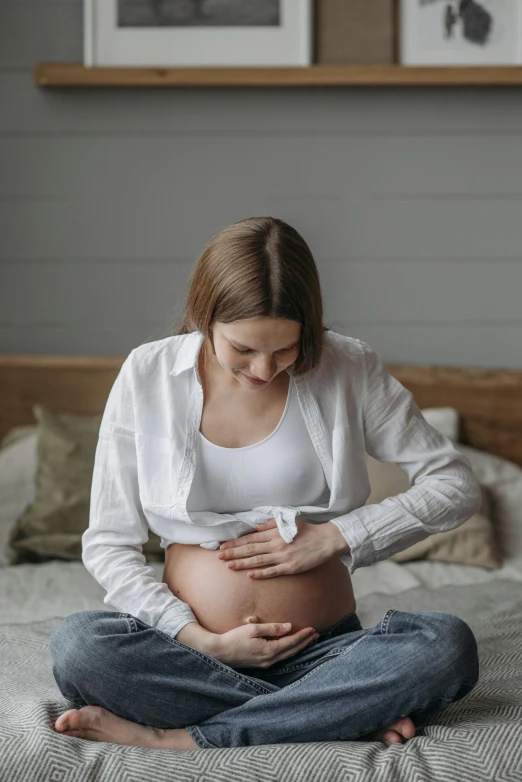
xmin=52 ymin=705 xmax=415 ymax=749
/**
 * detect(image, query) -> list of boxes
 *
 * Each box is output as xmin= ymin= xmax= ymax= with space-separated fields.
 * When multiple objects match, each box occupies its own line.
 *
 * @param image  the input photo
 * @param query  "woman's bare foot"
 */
xmin=361 ymin=716 xmax=416 ymax=746
xmin=53 ymin=705 xmax=415 ymax=750
xmin=53 ymin=706 xmax=198 ymax=750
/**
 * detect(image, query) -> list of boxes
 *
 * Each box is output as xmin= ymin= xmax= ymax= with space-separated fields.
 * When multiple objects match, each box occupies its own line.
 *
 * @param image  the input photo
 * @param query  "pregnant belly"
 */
xmin=162 ymin=542 xmax=356 ymax=635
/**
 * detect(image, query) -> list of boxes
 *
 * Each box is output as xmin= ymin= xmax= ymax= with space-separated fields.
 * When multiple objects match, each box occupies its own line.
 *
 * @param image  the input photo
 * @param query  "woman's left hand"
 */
xmin=217 ymin=517 xmax=338 ymax=579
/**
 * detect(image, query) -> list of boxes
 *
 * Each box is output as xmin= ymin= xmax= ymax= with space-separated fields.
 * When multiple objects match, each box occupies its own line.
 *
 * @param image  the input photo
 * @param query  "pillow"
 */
xmin=456 ymin=443 xmax=522 ymax=562
xmin=5 ymin=405 xmax=165 ymax=565
xmin=365 ymin=456 xmax=502 ymax=569
xmin=364 ymin=407 xmax=503 ymax=570
xmin=419 ymin=407 xmax=460 ymax=442
xmin=420 ymin=406 xmax=522 ymax=562
xmin=0 ymin=427 xmax=38 ymax=567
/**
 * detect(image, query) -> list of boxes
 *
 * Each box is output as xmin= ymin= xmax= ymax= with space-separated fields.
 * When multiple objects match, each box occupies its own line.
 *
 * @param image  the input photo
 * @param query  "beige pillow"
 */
xmin=365 ymin=455 xmax=503 ymax=569
xmin=7 ymin=405 xmax=164 ymax=565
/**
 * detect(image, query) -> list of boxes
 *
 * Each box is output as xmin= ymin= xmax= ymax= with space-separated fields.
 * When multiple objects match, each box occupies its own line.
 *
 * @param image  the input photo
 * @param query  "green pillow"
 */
xmin=7 ymin=405 xmax=164 ymax=565
xmin=0 ymin=424 xmax=37 ymax=450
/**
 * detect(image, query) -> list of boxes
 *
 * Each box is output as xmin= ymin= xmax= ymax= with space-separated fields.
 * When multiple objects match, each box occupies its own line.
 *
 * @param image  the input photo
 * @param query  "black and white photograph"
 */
xmin=85 ymin=0 xmax=311 ymax=67
xmin=117 ymin=0 xmax=280 ymax=28
xmin=400 ymin=0 xmax=522 ymax=65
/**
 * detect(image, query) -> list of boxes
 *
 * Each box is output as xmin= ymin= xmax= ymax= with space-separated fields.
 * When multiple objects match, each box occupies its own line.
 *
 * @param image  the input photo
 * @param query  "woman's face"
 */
xmin=206 ymin=317 xmax=301 ymax=390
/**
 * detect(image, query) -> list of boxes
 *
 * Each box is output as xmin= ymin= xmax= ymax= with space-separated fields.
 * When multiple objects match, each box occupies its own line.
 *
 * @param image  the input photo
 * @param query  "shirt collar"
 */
xmin=169 ymin=330 xmax=205 ymax=377
xmin=169 ymin=330 xmax=296 ymax=378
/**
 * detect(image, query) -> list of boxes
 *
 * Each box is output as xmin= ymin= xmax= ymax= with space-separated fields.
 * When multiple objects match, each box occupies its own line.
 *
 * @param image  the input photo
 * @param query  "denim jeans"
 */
xmin=49 ymin=608 xmax=479 ymax=749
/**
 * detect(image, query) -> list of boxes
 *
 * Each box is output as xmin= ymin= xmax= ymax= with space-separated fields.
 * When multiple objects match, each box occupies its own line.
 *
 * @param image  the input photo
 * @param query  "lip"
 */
xmin=242 ymin=373 xmax=268 ymax=385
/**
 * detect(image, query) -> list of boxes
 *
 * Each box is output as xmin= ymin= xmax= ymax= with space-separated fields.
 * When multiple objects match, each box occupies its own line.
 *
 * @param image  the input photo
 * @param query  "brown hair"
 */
xmin=172 ymin=216 xmax=329 ymax=377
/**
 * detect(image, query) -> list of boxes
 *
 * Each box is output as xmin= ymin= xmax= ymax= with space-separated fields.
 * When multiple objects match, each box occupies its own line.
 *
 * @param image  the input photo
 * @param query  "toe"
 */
xmin=395 ymin=718 xmax=416 ymax=740
xmin=57 ymin=705 xmax=105 ymax=735
xmin=55 ymin=709 xmax=79 ymax=731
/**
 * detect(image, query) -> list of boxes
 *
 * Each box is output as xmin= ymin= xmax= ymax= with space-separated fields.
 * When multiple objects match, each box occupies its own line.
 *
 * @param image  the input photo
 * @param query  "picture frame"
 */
xmin=314 ymin=0 xmax=395 ymax=65
xmin=84 ymin=1 xmax=313 ymax=68
xmin=400 ymin=0 xmax=522 ymax=66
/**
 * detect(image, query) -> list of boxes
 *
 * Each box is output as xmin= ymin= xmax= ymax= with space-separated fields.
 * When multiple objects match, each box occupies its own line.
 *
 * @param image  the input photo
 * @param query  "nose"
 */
xmin=250 ymin=355 xmax=276 ymax=380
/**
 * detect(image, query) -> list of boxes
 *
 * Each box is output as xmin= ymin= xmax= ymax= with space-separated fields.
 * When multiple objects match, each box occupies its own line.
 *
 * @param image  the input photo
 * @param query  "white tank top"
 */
xmin=187 ymin=375 xmax=330 ymax=514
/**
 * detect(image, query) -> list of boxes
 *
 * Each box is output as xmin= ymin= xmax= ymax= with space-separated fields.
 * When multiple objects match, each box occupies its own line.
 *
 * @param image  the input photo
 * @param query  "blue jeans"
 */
xmin=49 ymin=608 xmax=479 ymax=749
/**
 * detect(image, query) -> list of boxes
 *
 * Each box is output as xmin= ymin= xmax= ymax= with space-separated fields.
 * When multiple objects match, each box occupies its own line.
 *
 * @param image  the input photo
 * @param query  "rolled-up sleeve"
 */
xmin=82 ymin=352 xmax=198 ymax=639
xmin=330 ymin=341 xmax=482 ymax=574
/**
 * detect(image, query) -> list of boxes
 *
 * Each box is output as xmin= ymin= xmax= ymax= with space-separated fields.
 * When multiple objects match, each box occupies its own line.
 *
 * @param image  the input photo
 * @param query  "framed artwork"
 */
xmin=315 ymin=0 xmax=394 ymax=64
xmin=84 ymin=0 xmax=313 ymax=67
xmin=400 ymin=0 xmax=522 ymax=65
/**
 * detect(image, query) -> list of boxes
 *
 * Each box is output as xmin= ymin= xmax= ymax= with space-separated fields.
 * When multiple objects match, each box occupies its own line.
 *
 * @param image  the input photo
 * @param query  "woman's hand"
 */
xmin=213 ymin=617 xmax=320 ymax=667
xmin=217 ymin=517 xmax=339 ymax=579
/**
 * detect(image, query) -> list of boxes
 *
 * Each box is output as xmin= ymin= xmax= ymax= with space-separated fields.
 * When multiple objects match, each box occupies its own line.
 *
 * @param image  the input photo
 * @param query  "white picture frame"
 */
xmin=400 ymin=0 xmax=522 ymax=66
xmin=84 ymin=0 xmax=313 ymax=68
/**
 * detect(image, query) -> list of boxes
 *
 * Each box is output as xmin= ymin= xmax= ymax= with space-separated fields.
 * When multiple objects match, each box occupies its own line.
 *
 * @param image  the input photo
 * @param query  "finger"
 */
xmin=247 ymin=566 xmax=283 ymax=578
xmin=230 ymin=554 xmax=286 ymax=574
xmin=269 ymin=633 xmax=318 ymax=664
xmin=219 ymin=520 xmax=277 ymax=550
xmin=219 ymin=542 xmax=265 ymax=560
xmin=255 ymin=519 xmax=277 ymax=529
xmin=251 ymin=622 xmax=301 ymax=637
xmin=220 ymin=534 xmax=275 ymax=555
xmin=225 ymin=552 xmax=268 ymax=570
xmin=268 ymin=630 xmax=317 ymax=665
xmin=219 ymin=539 xmax=250 ymax=553
xmin=268 ymin=628 xmax=318 ymax=659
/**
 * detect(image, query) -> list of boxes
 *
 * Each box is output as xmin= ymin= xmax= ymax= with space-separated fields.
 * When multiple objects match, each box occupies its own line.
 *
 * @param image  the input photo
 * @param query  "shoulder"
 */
xmin=126 ymin=334 xmax=193 ymax=379
xmin=321 ymin=329 xmax=373 ymax=371
xmin=322 ymin=332 xmax=395 ymax=395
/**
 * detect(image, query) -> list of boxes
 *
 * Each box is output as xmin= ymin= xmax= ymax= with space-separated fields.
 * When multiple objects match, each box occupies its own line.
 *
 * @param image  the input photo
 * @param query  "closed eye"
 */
xmin=232 ymin=345 xmax=297 ymax=356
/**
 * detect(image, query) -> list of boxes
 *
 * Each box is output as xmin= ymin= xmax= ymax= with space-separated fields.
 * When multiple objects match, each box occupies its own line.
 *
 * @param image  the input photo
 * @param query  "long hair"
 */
xmin=172 ymin=216 xmax=329 ymax=377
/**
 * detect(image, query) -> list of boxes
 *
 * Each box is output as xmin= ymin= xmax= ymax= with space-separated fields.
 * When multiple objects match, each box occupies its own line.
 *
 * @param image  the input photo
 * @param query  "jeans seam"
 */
xmin=117 ymin=612 xmax=275 ymax=695
xmin=380 ymin=609 xmax=396 ymax=635
xmin=119 ymin=612 xmax=138 ymax=633
xmin=153 ymin=627 xmax=276 ymax=695
xmin=185 ymin=724 xmax=217 ymax=749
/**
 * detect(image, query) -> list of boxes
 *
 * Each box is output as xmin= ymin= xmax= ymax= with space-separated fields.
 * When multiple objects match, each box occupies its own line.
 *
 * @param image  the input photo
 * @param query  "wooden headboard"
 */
xmin=1 ymin=355 xmax=522 ymax=468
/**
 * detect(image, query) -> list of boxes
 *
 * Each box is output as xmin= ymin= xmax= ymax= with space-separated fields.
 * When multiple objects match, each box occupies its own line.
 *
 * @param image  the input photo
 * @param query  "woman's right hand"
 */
xmin=213 ymin=615 xmax=320 ymax=668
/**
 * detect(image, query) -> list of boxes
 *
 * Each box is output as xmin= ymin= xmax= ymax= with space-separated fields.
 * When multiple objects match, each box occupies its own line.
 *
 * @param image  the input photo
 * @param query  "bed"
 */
xmin=1 ymin=353 xmax=522 ymax=781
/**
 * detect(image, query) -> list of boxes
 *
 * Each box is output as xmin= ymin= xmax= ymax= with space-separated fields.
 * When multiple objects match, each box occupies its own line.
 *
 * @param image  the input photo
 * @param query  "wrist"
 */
xmin=326 ymin=521 xmax=351 ymax=556
xmin=175 ymin=621 xmax=220 ymax=656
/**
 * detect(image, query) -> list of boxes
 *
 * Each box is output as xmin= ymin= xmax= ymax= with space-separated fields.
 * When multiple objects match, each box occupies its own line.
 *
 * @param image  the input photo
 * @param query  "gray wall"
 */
xmin=2 ymin=0 xmax=522 ymax=368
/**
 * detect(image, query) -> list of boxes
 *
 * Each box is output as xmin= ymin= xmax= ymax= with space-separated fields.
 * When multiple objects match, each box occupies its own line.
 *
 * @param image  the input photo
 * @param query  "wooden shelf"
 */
xmin=33 ymin=62 xmax=522 ymax=88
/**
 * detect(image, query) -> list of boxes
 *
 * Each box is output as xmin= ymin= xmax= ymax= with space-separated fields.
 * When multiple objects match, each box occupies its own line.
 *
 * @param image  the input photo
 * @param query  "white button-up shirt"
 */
xmin=83 ymin=330 xmax=481 ymax=639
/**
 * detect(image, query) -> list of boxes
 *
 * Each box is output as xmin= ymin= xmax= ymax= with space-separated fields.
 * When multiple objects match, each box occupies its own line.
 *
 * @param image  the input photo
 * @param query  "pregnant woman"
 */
xmin=49 ymin=216 xmax=481 ymax=751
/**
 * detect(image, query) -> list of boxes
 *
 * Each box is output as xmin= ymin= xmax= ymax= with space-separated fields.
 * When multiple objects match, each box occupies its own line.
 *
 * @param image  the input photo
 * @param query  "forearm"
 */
xmin=175 ymin=621 xmax=221 ymax=656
